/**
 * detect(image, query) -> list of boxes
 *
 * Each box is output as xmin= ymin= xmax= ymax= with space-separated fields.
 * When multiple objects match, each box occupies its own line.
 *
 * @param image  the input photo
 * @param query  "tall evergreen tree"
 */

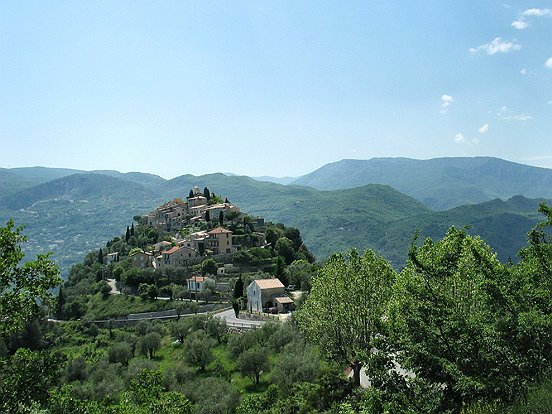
xmin=203 ymin=187 xmax=211 ymax=200
xmin=233 ymin=276 xmax=244 ymax=299
xmin=205 ymin=210 xmax=211 ymax=222
xmin=130 ymin=223 xmax=135 ymax=236
xmin=125 ymin=226 xmax=130 ymax=242
xmin=225 ymin=197 xmax=229 ymax=204
xmin=98 ymin=248 xmax=103 ymax=264
xmin=55 ymin=287 xmax=65 ymax=319
xmin=219 ymin=211 xmax=224 ymax=225
xmin=188 ymin=189 xmax=194 ymax=199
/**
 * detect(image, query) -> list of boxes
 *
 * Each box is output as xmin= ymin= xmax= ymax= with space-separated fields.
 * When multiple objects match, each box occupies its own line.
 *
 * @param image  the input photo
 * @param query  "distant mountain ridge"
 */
xmin=0 ymin=163 xmax=548 ymax=275
xmin=291 ymin=157 xmax=552 ymax=210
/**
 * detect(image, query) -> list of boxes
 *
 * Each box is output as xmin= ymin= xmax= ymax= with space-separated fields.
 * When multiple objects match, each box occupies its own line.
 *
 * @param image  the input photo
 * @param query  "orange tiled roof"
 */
xmin=208 ymin=226 xmax=231 ymax=234
xmin=254 ymin=279 xmax=285 ymax=289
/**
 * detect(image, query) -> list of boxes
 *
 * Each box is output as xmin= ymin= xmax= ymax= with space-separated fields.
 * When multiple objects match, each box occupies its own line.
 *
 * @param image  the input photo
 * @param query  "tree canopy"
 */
xmin=0 ymin=220 xmax=61 ymax=335
xmin=297 ymin=249 xmax=396 ymax=386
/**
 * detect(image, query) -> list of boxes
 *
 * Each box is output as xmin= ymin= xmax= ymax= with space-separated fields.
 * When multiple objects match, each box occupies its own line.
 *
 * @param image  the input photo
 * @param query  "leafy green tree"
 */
xmin=0 ymin=348 xmax=65 ymax=412
xmin=201 ymin=258 xmax=218 ymax=275
xmin=271 ymin=343 xmax=321 ymax=393
xmin=283 ymin=226 xmax=303 ymax=250
xmin=138 ymin=332 xmax=161 ymax=359
xmin=265 ymin=226 xmax=282 ymax=251
xmin=65 ymin=356 xmax=87 ymax=382
xmin=390 ymin=226 xmax=546 ymax=412
xmin=204 ymin=314 xmax=227 ymax=344
xmin=0 ymin=220 xmax=61 ymax=335
xmin=297 ymin=249 xmax=396 ymax=387
xmin=183 ymin=329 xmax=215 ymax=371
xmin=239 ymin=347 xmax=269 ymax=384
xmin=108 ymin=342 xmax=132 ymax=366
xmin=182 ymin=377 xmax=239 ymax=414
xmin=171 ymin=318 xmax=192 ymax=343
xmin=275 ymin=237 xmax=296 ymax=265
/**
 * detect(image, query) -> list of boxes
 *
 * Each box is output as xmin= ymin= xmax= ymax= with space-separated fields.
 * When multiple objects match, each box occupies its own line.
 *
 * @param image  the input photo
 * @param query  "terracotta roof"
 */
xmin=208 ymin=226 xmax=232 ymax=234
xmin=188 ymin=276 xmax=208 ymax=282
xmin=274 ymin=296 xmax=294 ymax=304
xmin=164 ymin=246 xmax=181 ymax=254
xmin=254 ymin=279 xmax=285 ymax=289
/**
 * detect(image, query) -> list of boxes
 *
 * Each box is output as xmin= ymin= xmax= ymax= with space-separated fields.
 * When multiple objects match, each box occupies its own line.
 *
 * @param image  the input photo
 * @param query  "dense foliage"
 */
xmin=0 ymin=202 xmax=551 ymax=413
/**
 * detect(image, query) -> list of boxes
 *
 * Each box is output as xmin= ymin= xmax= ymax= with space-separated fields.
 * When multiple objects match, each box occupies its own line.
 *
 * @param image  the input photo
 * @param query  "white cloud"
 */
xmin=471 ymin=138 xmax=480 ymax=145
xmin=522 ymin=8 xmax=552 ymax=17
xmin=469 ymin=37 xmax=522 ymax=55
xmin=546 ymin=57 xmax=552 ymax=69
xmin=440 ymin=94 xmax=453 ymax=113
xmin=520 ymin=68 xmax=528 ymax=75
xmin=511 ymin=19 xmax=529 ymax=29
xmin=497 ymin=106 xmax=532 ymax=121
xmin=454 ymin=133 xmax=466 ymax=143
xmin=478 ymin=123 xmax=489 ymax=134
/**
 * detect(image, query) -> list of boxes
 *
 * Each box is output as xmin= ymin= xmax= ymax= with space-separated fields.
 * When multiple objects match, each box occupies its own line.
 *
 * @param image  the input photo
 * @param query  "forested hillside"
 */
xmin=0 ymin=167 xmax=547 ymax=274
xmin=0 ymin=199 xmax=550 ymax=413
xmin=292 ymin=157 xmax=552 ymax=210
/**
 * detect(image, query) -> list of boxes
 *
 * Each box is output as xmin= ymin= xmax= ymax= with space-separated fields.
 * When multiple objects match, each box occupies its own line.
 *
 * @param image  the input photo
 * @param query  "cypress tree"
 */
xmin=189 ymin=189 xmax=194 ymax=199
xmin=205 ymin=210 xmax=211 ymax=222
xmin=131 ymin=223 xmax=135 ymax=236
xmin=125 ymin=227 xmax=130 ymax=242
xmin=98 ymin=248 xmax=103 ymax=264
xmin=233 ymin=276 xmax=244 ymax=299
xmin=204 ymin=187 xmax=211 ymax=200
xmin=225 ymin=197 xmax=229 ymax=204
xmin=219 ymin=211 xmax=224 ymax=225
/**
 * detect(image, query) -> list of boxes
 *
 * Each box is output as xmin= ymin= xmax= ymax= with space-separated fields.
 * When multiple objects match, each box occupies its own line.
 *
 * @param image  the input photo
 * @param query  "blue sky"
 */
xmin=1 ymin=1 xmax=551 ymax=178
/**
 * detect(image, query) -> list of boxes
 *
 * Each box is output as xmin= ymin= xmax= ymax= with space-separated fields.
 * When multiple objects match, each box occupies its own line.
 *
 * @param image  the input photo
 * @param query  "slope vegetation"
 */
xmin=292 ymin=157 xmax=552 ymax=210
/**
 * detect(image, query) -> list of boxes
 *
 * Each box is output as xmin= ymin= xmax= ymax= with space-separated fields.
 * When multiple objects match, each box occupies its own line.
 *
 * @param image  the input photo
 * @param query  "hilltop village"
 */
xmin=82 ymin=186 xmax=316 ymax=319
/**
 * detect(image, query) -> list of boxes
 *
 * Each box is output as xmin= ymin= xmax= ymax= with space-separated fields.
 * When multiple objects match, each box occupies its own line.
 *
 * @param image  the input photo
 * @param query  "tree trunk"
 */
xmin=352 ymin=362 xmax=363 ymax=387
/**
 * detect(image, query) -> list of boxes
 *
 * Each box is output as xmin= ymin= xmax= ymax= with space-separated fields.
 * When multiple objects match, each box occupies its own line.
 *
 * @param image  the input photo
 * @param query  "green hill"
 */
xmin=292 ymin=157 xmax=552 ymax=210
xmin=0 ymin=168 xmax=546 ymax=274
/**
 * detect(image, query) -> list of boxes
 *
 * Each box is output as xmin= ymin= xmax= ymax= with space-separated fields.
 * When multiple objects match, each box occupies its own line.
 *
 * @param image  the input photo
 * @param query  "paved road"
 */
xmin=214 ymin=309 xmax=266 ymax=329
xmin=106 ymin=278 xmax=121 ymax=295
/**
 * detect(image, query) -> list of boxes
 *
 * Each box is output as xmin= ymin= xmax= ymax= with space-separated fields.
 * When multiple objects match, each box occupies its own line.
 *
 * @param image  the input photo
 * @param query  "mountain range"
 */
xmin=0 ymin=157 xmax=549 ymax=275
xmin=292 ymin=157 xmax=552 ymax=210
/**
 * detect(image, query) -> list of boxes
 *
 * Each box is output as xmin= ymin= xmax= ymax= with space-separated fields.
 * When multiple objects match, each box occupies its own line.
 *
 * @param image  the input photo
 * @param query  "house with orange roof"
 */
xmin=160 ymin=245 xmax=198 ymax=267
xmin=206 ymin=226 xmax=233 ymax=255
xmin=246 ymin=278 xmax=293 ymax=313
xmin=187 ymin=275 xmax=213 ymax=292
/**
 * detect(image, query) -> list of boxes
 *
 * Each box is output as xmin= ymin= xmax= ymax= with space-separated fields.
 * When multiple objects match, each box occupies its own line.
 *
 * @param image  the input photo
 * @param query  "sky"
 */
xmin=1 ymin=1 xmax=551 ymax=179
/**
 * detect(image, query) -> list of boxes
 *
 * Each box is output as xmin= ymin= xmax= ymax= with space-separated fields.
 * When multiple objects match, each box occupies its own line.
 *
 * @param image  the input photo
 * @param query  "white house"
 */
xmin=247 ymin=278 xmax=293 ymax=313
